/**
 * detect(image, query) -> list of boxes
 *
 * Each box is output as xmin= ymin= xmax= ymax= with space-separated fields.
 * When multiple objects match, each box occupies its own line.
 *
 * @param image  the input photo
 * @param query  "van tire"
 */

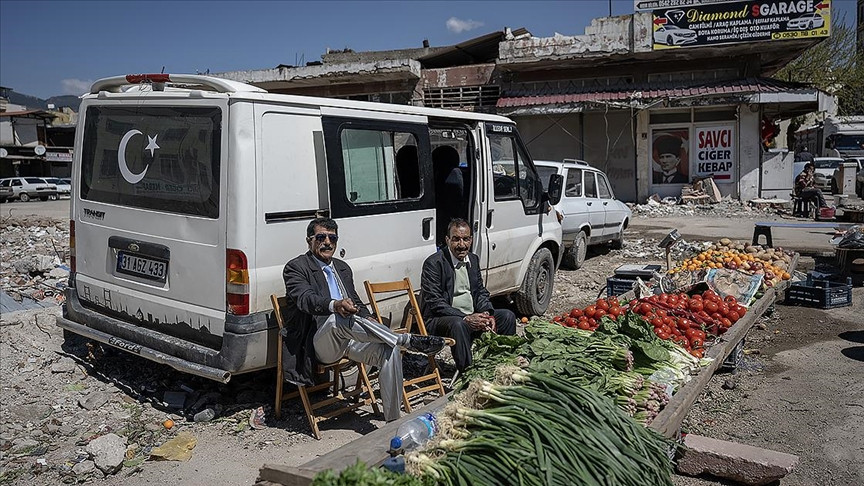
xmin=514 ymin=248 xmax=554 ymax=316
xmin=19 ymin=193 xmax=30 ymax=202
xmin=562 ymin=231 xmax=588 ymax=269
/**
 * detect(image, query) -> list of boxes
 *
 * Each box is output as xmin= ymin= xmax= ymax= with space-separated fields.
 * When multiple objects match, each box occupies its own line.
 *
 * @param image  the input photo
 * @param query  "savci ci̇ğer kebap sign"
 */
xmin=651 ymin=0 xmax=831 ymax=50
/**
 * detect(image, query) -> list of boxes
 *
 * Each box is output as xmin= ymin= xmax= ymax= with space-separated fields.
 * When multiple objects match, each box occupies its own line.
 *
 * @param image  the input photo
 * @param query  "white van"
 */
xmin=58 ymin=74 xmax=564 ymax=382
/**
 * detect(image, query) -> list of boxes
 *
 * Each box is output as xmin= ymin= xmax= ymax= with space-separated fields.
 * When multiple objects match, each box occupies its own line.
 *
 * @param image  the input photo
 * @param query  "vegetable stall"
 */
xmin=256 ymin=238 xmax=798 ymax=486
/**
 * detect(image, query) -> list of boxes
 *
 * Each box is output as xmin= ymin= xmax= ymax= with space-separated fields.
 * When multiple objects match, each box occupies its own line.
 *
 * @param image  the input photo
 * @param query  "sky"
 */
xmin=0 ymin=0 xmax=859 ymax=100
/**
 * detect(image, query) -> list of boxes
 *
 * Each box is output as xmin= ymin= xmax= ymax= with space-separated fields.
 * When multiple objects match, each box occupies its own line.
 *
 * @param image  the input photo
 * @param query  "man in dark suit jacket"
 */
xmin=282 ymin=217 xmax=445 ymax=422
xmin=420 ymin=218 xmax=517 ymax=372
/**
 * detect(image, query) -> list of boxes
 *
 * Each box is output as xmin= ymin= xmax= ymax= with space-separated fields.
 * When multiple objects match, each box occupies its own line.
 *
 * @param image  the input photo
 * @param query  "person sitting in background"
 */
xmin=794 ymin=163 xmax=827 ymax=208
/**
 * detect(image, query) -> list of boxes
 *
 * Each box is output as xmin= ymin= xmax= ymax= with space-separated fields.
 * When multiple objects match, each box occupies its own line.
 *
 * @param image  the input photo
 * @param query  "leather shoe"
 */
xmin=407 ymin=335 xmax=446 ymax=355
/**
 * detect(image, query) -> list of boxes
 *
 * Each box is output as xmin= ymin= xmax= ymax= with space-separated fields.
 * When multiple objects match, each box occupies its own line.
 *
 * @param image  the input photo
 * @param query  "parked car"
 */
xmin=40 ymin=177 xmax=71 ymax=197
xmin=653 ymin=25 xmax=697 ymax=46
xmin=0 ymin=177 xmax=58 ymax=202
xmin=788 ymin=12 xmax=824 ymax=30
xmin=0 ymin=183 xmax=12 ymax=202
xmin=535 ymin=159 xmax=631 ymax=269
xmin=811 ymin=157 xmax=843 ymax=192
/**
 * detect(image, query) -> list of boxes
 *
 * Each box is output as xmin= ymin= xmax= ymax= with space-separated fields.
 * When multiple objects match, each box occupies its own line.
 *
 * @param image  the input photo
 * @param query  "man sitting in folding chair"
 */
xmin=420 ymin=218 xmax=517 ymax=373
xmin=282 ymin=217 xmax=446 ymax=422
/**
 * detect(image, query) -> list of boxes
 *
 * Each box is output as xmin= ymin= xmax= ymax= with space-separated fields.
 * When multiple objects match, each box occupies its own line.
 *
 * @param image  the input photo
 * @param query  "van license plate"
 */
xmin=116 ymin=252 xmax=167 ymax=282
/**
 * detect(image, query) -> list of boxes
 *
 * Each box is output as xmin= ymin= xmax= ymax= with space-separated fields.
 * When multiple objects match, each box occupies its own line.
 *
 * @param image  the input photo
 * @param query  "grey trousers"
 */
xmin=313 ymin=314 xmax=407 ymax=422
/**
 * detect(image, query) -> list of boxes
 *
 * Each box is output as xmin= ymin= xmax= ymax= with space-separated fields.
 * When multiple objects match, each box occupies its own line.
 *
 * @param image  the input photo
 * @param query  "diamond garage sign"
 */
xmin=650 ymin=0 xmax=832 ymax=50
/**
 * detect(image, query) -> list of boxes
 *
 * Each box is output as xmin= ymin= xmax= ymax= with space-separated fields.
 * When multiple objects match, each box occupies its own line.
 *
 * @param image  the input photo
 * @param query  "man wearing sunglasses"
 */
xmin=282 ymin=217 xmax=445 ymax=422
xmin=420 ymin=218 xmax=517 ymax=373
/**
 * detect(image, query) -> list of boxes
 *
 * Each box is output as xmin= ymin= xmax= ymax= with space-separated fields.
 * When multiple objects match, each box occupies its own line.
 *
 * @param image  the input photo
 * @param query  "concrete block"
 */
xmin=676 ymin=434 xmax=798 ymax=486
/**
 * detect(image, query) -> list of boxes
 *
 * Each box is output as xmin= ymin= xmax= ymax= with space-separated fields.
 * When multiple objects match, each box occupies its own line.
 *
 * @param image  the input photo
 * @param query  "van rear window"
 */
xmin=80 ymin=106 xmax=222 ymax=218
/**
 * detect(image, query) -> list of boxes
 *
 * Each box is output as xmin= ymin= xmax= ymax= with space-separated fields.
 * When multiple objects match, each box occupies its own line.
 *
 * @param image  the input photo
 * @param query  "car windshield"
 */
xmin=44 ymin=178 xmax=60 ymax=183
xmin=665 ymin=26 xmax=680 ymax=30
xmin=813 ymin=159 xmax=843 ymax=169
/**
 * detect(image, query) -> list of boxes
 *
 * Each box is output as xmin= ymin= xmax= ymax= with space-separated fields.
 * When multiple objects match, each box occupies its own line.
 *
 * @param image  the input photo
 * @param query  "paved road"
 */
xmin=0 ymin=198 xmax=70 ymax=221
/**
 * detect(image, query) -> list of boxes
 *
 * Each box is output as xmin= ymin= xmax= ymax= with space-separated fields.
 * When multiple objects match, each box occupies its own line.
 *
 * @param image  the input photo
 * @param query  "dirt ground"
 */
xmin=1 ymin=203 xmax=862 ymax=485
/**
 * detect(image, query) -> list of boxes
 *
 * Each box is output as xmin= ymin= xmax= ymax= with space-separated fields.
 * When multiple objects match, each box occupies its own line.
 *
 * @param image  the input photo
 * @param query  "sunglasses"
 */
xmin=311 ymin=233 xmax=339 ymax=243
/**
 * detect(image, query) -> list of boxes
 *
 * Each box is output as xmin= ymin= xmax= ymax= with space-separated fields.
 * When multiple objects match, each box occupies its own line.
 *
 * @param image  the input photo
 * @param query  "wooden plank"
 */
xmin=258 ymin=394 xmax=451 ymax=485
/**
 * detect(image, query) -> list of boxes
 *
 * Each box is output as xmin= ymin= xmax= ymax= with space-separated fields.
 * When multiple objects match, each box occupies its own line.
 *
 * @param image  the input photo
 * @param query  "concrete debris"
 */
xmin=677 ymin=433 xmax=798 ymax=485
xmin=1 ymin=217 xmax=70 ymax=309
xmin=50 ymin=357 xmax=78 ymax=374
xmin=79 ymin=391 xmax=111 ymax=411
xmin=86 ymin=433 xmax=127 ymax=474
xmin=72 ymin=459 xmax=96 ymax=476
xmin=632 ymin=198 xmax=781 ymax=219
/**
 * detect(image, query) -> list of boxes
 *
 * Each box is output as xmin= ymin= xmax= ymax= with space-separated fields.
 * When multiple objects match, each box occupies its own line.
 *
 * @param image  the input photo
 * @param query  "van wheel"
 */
xmin=514 ymin=248 xmax=554 ymax=316
xmin=19 ymin=193 xmax=31 ymax=202
xmin=561 ymin=231 xmax=588 ymax=270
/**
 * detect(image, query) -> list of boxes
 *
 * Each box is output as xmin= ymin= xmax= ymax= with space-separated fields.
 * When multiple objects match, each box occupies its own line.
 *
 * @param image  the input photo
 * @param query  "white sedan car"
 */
xmin=788 ymin=13 xmax=824 ymax=30
xmin=535 ymin=159 xmax=631 ymax=269
xmin=654 ymin=25 xmax=698 ymax=46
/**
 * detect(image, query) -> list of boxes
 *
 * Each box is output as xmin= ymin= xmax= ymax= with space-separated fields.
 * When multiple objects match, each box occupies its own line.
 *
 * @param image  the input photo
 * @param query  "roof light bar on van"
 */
xmin=563 ymin=158 xmax=590 ymax=166
xmin=226 ymin=249 xmax=250 ymax=315
xmin=89 ymin=74 xmax=267 ymax=94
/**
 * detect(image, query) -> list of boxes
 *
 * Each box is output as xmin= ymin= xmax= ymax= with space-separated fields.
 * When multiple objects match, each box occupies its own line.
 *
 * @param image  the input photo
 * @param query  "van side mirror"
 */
xmin=546 ymin=174 xmax=563 ymax=205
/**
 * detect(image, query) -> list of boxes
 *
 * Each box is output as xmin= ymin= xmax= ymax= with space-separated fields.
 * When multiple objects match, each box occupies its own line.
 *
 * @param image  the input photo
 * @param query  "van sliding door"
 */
xmin=321 ymin=115 xmax=437 ymax=303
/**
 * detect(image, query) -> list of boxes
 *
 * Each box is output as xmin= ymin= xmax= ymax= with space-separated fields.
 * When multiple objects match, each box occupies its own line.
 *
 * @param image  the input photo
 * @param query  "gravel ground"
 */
xmin=1 ymin=207 xmax=862 ymax=486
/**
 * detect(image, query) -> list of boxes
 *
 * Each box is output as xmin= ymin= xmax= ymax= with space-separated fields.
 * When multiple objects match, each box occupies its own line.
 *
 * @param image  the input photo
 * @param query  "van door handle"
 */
xmin=486 ymin=209 xmax=494 ymax=228
xmin=603 ymin=201 xmax=608 ymax=206
xmin=587 ymin=202 xmax=593 ymax=206
xmin=422 ymin=217 xmax=433 ymax=240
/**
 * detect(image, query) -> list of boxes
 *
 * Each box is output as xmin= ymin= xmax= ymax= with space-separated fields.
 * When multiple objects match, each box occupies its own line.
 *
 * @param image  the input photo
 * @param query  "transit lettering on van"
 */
xmin=57 ymin=73 xmax=564 ymax=383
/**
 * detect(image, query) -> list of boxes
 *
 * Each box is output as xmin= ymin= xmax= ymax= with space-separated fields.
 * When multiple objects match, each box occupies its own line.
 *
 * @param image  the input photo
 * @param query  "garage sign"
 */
xmin=693 ymin=126 xmax=735 ymax=181
xmin=651 ymin=0 xmax=831 ymax=50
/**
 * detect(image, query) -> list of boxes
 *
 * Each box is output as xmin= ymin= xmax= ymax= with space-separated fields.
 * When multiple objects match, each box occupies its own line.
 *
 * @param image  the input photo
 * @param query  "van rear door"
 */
xmin=74 ymin=103 xmax=227 ymax=348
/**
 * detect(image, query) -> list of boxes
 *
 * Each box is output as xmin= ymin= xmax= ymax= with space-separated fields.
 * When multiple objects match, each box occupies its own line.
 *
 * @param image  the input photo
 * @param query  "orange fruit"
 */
xmin=163 ymin=419 xmax=175 ymax=429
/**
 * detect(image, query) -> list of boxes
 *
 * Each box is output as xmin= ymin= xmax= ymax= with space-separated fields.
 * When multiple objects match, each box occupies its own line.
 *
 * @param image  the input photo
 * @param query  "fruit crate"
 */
xmin=606 ymin=277 xmax=637 ymax=298
xmin=784 ymin=274 xmax=853 ymax=309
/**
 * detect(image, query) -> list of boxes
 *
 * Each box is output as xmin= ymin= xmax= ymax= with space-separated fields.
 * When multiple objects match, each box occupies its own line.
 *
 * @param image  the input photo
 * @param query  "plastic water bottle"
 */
xmin=389 ymin=412 xmax=438 ymax=453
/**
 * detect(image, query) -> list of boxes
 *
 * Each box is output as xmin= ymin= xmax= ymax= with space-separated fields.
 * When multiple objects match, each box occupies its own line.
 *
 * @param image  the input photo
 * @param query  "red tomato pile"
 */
xmin=551 ymin=290 xmax=747 ymax=358
xmin=552 ymin=296 xmax=624 ymax=331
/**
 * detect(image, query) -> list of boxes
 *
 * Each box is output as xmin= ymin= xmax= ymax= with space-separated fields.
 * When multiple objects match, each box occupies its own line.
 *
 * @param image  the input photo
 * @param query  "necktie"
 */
xmin=322 ymin=266 xmax=343 ymax=300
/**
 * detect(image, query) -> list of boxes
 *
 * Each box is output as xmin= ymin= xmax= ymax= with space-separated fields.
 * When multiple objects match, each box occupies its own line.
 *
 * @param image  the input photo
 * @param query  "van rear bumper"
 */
xmin=58 ymin=288 xmax=276 ymax=382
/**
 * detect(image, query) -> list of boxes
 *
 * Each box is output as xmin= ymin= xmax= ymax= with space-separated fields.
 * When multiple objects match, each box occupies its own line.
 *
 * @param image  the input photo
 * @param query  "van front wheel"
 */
xmin=514 ymin=248 xmax=554 ymax=317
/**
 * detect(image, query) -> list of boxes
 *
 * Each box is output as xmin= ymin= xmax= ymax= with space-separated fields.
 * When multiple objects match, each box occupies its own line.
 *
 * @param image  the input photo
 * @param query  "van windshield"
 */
xmin=80 ymin=106 xmax=222 ymax=218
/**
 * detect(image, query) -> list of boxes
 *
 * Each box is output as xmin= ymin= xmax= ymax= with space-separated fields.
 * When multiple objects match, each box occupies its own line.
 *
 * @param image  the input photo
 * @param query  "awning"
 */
xmin=497 ymin=77 xmax=817 ymax=108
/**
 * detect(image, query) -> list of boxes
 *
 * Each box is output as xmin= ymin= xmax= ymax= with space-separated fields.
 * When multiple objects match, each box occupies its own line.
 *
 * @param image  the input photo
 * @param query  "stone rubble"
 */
xmin=631 ymin=197 xmax=785 ymax=219
xmin=0 ymin=216 xmax=70 ymax=306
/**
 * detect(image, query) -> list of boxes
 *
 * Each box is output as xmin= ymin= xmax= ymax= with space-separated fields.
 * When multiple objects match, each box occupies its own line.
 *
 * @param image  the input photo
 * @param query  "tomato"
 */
xmin=690 ymin=337 xmax=704 ymax=348
xmin=609 ymin=307 xmax=621 ymax=318
xmin=564 ymin=317 xmax=577 ymax=327
xmin=639 ymin=303 xmax=654 ymax=315
xmin=594 ymin=309 xmax=607 ymax=319
xmin=661 ymin=316 xmax=672 ymax=326
xmin=704 ymin=300 xmax=719 ymax=313
xmin=710 ymin=312 xmax=723 ymax=322
xmin=607 ymin=296 xmax=620 ymax=306
xmin=569 ymin=308 xmax=584 ymax=318
xmin=553 ymin=315 xmax=563 ymax=323
xmin=628 ymin=299 xmax=638 ymax=309
xmin=689 ymin=301 xmax=703 ymax=313
xmin=735 ymin=304 xmax=747 ymax=316
xmin=577 ymin=320 xmax=591 ymax=330
xmin=587 ymin=318 xmax=597 ymax=327
xmin=659 ymin=293 xmax=669 ymax=303
xmin=727 ymin=311 xmax=740 ymax=323
xmin=657 ymin=331 xmax=671 ymax=340
xmin=718 ymin=302 xmax=730 ymax=316
xmin=651 ymin=317 xmax=664 ymax=328
xmin=691 ymin=294 xmax=702 ymax=301
xmin=721 ymin=317 xmax=732 ymax=328
xmin=703 ymin=290 xmax=718 ymax=301
xmin=584 ymin=305 xmax=596 ymax=318
xmin=596 ymin=299 xmax=610 ymax=311
xmin=679 ymin=318 xmax=693 ymax=329
xmin=724 ymin=295 xmax=737 ymax=303
xmin=655 ymin=309 xmax=667 ymax=318
xmin=690 ymin=349 xmax=704 ymax=358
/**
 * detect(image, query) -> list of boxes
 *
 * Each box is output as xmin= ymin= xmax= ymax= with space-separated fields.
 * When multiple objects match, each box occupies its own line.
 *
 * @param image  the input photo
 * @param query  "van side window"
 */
xmin=598 ymin=173 xmax=613 ymax=199
xmin=565 ymin=169 xmax=582 ymax=197
xmin=340 ymin=129 xmax=420 ymax=204
xmin=584 ymin=172 xmax=598 ymax=198
xmin=488 ymin=131 xmax=541 ymax=210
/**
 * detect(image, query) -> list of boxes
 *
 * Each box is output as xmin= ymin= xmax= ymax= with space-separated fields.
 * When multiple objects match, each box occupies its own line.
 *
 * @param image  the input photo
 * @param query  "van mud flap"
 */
xmin=59 ymin=289 xmax=232 ymax=383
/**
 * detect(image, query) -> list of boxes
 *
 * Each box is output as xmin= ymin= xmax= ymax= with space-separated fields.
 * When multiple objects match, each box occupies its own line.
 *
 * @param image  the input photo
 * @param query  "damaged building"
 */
xmin=217 ymin=4 xmax=835 ymax=202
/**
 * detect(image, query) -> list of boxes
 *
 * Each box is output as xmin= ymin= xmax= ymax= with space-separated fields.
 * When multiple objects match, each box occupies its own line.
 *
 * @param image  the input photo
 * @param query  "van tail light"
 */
xmin=226 ymin=249 xmax=249 ymax=315
xmin=69 ymin=220 xmax=76 ymax=273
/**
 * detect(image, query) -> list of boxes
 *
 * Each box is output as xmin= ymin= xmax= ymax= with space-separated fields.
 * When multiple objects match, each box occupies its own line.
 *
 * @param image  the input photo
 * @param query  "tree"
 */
xmin=776 ymin=14 xmax=864 ymax=115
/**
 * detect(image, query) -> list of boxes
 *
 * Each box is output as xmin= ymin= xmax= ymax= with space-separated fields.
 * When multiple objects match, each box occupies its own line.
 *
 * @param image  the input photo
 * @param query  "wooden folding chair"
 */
xmin=363 ymin=278 xmax=454 ymax=413
xmin=271 ymin=295 xmax=380 ymax=439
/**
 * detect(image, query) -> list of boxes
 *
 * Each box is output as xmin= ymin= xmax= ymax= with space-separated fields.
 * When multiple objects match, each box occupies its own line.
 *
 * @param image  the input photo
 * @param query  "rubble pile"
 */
xmin=1 ymin=217 xmax=70 ymax=306
xmin=632 ymin=197 xmax=781 ymax=219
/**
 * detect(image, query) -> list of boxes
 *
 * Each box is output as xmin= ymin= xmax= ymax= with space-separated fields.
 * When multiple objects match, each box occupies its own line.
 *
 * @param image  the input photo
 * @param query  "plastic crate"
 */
xmin=606 ymin=277 xmax=637 ymax=298
xmin=784 ymin=275 xmax=853 ymax=309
